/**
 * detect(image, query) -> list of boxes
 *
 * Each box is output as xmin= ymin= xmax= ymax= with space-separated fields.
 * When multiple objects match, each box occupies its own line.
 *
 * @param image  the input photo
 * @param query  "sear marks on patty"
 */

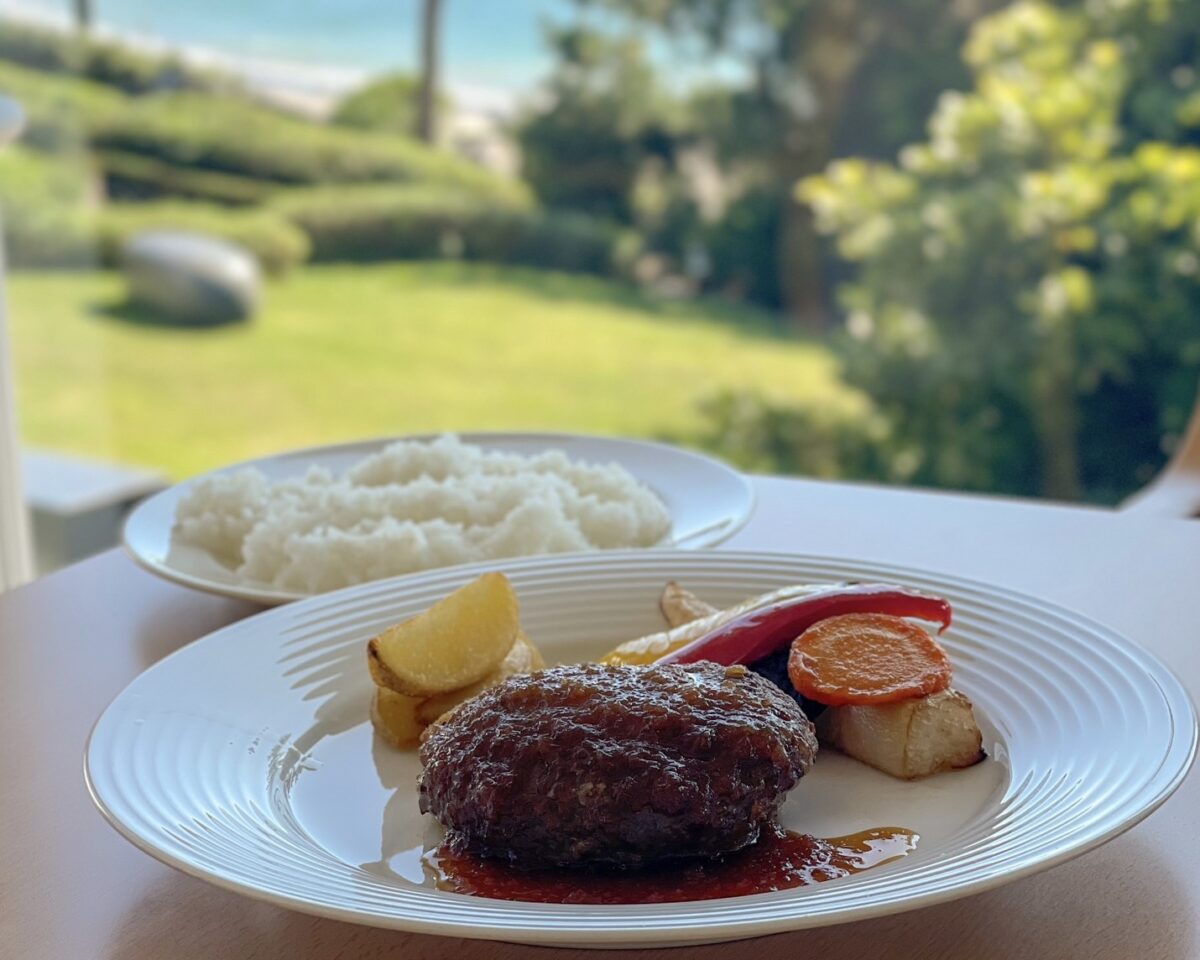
xmin=418 ymin=661 xmax=818 ymax=870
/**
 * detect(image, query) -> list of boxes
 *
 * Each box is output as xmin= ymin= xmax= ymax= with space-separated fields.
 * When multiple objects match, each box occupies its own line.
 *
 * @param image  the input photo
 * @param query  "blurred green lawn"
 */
xmin=8 ymin=262 xmax=864 ymax=479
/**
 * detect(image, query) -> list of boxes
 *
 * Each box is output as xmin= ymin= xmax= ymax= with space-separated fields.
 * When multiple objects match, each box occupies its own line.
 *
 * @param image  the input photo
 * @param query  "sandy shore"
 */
xmin=0 ymin=2 xmax=521 ymax=172
xmin=0 ymin=2 xmax=364 ymax=118
xmin=0 ymin=2 xmax=518 ymax=121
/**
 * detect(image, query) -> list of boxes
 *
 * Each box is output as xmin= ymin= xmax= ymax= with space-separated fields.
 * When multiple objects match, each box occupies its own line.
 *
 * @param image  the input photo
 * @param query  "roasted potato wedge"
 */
xmin=815 ymin=688 xmax=985 ymax=779
xmin=416 ymin=630 xmax=545 ymax=725
xmin=660 ymin=581 xmax=718 ymax=628
xmin=369 ymin=686 xmax=425 ymax=748
xmin=367 ymin=571 xmax=520 ymax=697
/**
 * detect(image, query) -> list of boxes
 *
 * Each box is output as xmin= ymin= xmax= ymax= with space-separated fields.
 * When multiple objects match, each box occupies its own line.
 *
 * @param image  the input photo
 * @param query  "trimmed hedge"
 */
xmin=96 ymin=202 xmax=311 ymax=276
xmin=0 ymin=19 xmax=222 ymax=94
xmin=0 ymin=60 xmax=125 ymax=150
xmin=97 ymin=149 xmax=276 ymax=205
xmin=0 ymin=144 xmax=307 ymax=273
xmin=0 ymin=144 xmax=95 ymax=267
xmin=1 ymin=64 xmax=525 ymax=202
xmin=90 ymin=92 xmax=528 ymax=199
xmin=272 ymin=185 xmax=631 ymax=275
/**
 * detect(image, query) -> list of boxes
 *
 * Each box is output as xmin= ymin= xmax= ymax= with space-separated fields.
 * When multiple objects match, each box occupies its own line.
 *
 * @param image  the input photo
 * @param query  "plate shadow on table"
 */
xmin=133 ymin=590 xmax=264 ymax=668
xmin=100 ymin=829 xmax=1191 ymax=960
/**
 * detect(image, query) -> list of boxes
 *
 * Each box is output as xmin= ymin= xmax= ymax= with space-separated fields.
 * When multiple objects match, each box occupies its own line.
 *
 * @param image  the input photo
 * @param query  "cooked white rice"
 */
xmin=173 ymin=434 xmax=672 ymax=592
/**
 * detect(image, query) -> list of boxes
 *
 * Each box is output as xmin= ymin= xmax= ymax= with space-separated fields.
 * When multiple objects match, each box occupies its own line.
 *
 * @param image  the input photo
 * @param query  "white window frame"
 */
xmin=0 ymin=97 xmax=33 ymax=589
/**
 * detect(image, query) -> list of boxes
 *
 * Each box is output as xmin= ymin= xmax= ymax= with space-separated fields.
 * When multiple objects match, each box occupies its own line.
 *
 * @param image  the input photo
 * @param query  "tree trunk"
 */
xmin=774 ymin=1 xmax=878 ymax=333
xmin=417 ymin=0 xmax=443 ymax=144
xmin=1031 ymin=331 xmax=1082 ymax=501
xmin=73 ymin=0 xmax=93 ymax=33
xmin=776 ymin=174 xmax=828 ymax=331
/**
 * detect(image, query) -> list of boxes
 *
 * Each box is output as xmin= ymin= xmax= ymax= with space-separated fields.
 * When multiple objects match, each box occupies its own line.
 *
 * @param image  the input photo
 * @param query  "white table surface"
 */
xmin=1 ymin=474 xmax=1196 ymax=959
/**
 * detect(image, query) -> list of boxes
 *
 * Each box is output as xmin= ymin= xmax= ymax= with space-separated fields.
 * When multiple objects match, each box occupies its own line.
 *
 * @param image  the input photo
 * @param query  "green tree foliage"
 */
xmin=574 ymin=0 xmax=996 ymax=326
xmin=801 ymin=0 xmax=1200 ymax=501
xmin=517 ymin=26 xmax=685 ymax=223
xmin=701 ymin=184 xmax=785 ymax=307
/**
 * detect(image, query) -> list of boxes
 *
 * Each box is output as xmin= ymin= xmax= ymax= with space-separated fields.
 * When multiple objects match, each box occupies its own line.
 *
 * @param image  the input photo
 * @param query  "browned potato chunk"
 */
xmin=372 ymin=631 xmax=548 ymax=749
xmin=367 ymin=572 xmax=520 ymax=697
xmin=816 ymin=688 xmax=985 ymax=779
xmin=369 ymin=686 xmax=424 ymax=748
xmin=416 ymin=630 xmax=545 ymax=725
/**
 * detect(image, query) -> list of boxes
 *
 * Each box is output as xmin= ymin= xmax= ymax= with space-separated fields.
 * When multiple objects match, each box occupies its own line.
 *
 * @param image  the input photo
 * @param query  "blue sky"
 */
xmin=1 ymin=0 xmax=746 ymax=106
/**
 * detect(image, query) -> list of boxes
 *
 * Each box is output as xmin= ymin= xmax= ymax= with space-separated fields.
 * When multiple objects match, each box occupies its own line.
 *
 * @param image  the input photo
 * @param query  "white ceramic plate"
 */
xmin=122 ymin=432 xmax=753 ymax=605
xmin=85 ymin=551 xmax=1196 ymax=949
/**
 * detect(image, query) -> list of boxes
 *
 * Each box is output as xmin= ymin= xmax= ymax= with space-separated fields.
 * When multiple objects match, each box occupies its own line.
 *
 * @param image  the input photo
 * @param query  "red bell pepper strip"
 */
xmin=657 ymin=583 xmax=952 ymax=667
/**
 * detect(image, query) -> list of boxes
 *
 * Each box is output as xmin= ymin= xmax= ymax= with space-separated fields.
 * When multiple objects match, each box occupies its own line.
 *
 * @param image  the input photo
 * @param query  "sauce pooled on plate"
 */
xmin=426 ymin=826 xmax=918 ymax=904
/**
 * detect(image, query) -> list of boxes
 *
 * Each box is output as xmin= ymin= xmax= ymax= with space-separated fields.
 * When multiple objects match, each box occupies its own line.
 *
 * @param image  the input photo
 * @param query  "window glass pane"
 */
xmin=3 ymin=0 xmax=1196 ymax=574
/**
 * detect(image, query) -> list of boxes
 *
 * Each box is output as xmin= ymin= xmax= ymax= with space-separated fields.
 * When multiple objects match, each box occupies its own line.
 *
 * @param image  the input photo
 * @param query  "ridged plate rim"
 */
xmin=85 ymin=549 xmax=1198 ymax=947
xmin=120 ymin=432 xmax=755 ymax=605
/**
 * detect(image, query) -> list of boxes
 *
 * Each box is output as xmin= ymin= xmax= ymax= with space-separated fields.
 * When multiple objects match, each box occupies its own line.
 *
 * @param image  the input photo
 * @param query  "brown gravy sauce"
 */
xmin=425 ymin=827 xmax=918 ymax=904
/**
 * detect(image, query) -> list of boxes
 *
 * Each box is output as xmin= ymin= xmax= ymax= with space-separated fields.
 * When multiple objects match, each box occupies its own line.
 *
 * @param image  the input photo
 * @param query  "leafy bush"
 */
xmin=90 ymin=92 xmax=525 ymax=198
xmin=96 ymin=202 xmax=310 ymax=275
xmin=801 ymin=0 xmax=1200 ymax=503
xmin=0 ymin=144 xmax=95 ymax=267
xmin=0 ymin=19 xmax=220 ymax=93
xmin=333 ymin=72 xmax=446 ymax=137
xmin=688 ymin=388 xmax=903 ymax=483
xmin=273 ymin=184 xmax=630 ymax=275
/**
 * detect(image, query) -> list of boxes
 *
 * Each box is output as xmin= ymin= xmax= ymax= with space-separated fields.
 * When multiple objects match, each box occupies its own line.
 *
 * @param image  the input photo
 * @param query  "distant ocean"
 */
xmin=0 ymin=0 xmax=741 ymax=114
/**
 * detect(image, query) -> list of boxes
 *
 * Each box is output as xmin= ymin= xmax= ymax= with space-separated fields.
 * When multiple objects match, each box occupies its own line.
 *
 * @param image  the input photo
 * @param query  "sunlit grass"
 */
xmin=9 ymin=262 xmax=864 ymax=479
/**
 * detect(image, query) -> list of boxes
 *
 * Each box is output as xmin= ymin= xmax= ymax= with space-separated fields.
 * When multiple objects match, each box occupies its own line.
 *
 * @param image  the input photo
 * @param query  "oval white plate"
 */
xmin=122 ymin=432 xmax=753 ymax=605
xmin=86 ymin=551 xmax=1196 ymax=949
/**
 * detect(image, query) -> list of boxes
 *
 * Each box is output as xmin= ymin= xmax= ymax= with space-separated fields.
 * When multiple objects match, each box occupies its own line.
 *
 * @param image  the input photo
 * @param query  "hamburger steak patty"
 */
xmin=418 ymin=661 xmax=818 ymax=869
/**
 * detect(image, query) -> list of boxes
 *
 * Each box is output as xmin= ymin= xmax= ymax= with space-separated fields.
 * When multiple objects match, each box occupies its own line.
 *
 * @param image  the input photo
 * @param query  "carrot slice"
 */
xmin=787 ymin=613 xmax=952 ymax=707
